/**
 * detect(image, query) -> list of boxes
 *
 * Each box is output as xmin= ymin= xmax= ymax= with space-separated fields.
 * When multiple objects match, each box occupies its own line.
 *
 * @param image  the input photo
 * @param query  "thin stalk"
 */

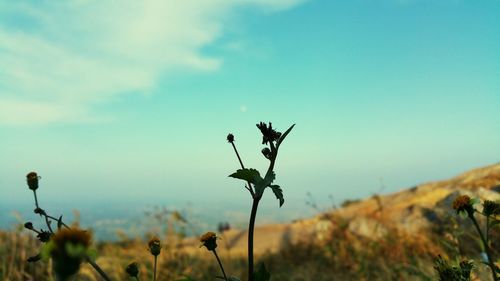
xmin=212 ymin=249 xmax=228 ymax=281
xmin=247 ymin=146 xmax=277 ymax=281
xmin=44 ymin=214 xmax=54 ymax=233
xmin=32 ymin=190 xmax=40 ymax=209
xmin=230 ymin=142 xmax=255 ymax=197
xmin=469 ymin=214 xmax=498 ymax=281
xmin=486 ymin=215 xmax=490 ymax=247
xmin=87 ymin=257 xmax=112 ymax=281
xmin=153 ymin=255 xmax=157 ymax=281
xmin=248 ymin=198 xmax=260 ymax=281
xmin=46 ymin=215 xmax=70 ymax=229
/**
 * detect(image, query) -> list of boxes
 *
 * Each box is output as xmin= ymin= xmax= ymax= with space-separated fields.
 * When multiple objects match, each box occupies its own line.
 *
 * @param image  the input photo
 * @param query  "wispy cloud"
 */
xmin=0 ymin=0 xmax=304 ymax=125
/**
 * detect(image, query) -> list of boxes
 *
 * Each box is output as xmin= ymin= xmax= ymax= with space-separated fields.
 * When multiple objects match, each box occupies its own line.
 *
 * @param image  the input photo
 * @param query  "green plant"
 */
xmin=433 ymin=195 xmax=500 ymax=281
xmin=227 ymin=122 xmax=295 ymax=281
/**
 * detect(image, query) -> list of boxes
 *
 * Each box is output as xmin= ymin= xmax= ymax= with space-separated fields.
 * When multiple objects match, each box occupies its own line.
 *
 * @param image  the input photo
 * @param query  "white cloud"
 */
xmin=0 ymin=0 xmax=304 ymax=125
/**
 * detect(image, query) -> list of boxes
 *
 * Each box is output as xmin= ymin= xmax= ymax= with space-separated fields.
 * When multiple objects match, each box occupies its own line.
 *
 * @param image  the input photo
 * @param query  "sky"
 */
xmin=1 ymin=0 xmax=499 ymax=223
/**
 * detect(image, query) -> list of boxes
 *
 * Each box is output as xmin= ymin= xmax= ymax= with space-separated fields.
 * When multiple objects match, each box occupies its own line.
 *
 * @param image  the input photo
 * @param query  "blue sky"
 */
xmin=1 ymin=0 xmax=499 ymax=220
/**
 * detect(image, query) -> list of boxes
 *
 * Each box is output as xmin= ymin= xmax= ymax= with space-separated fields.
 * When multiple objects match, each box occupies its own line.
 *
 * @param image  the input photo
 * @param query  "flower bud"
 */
xmin=483 ymin=200 xmax=500 ymax=216
xmin=34 ymin=207 xmax=46 ymax=216
xmin=24 ymin=222 xmax=34 ymax=230
xmin=261 ymin=148 xmax=272 ymax=159
xmin=227 ymin=133 xmax=235 ymax=143
xmin=452 ymin=195 xmax=474 ymax=217
xmin=26 ymin=172 xmax=40 ymax=191
xmin=148 ymin=237 xmax=161 ymax=256
xmin=200 ymin=231 xmax=218 ymax=251
xmin=125 ymin=262 xmax=139 ymax=277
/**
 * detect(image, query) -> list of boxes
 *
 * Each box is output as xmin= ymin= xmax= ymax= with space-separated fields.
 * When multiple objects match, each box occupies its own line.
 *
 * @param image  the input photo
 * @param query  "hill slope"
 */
xmin=182 ymin=163 xmax=500 ymax=256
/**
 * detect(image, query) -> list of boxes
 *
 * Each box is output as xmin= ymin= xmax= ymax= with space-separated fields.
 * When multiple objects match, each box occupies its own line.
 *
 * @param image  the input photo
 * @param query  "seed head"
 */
xmin=125 ymin=262 xmax=139 ymax=278
xmin=26 ymin=172 xmax=40 ymax=191
xmin=452 ymin=195 xmax=474 ymax=216
xmin=227 ymin=133 xmax=235 ymax=143
xmin=34 ymin=207 xmax=46 ymax=216
xmin=200 ymin=231 xmax=217 ymax=251
xmin=24 ymin=222 xmax=34 ymax=230
xmin=37 ymin=230 xmax=52 ymax=243
xmin=482 ymin=200 xmax=500 ymax=216
xmin=148 ymin=237 xmax=161 ymax=256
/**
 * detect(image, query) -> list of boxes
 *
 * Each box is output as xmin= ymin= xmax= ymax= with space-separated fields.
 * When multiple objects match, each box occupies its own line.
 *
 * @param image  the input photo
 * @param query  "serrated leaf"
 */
xmin=276 ymin=124 xmax=295 ymax=148
xmin=270 ymin=185 xmax=284 ymax=207
xmin=229 ymin=168 xmax=262 ymax=185
xmin=254 ymin=263 xmax=271 ymax=281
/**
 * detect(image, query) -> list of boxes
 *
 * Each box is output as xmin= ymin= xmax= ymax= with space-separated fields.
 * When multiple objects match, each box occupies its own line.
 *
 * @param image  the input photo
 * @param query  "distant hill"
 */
xmin=181 ymin=163 xmax=500 ymax=256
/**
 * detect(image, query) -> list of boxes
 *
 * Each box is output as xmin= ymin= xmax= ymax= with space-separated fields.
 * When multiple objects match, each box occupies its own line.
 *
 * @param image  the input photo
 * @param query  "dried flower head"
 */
xmin=200 ymin=231 xmax=218 ymax=251
xmin=47 ymin=228 xmax=92 ymax=280
xmin=434 ymin=255 xmax=473 ymax=281
xmin=482 ymin=200 xmax=500 ymax=216
xmin=37 ymin=230 xmax=52 ymax=243
xmin=148 ymin=237 xmax=161 ymax=256
xmin=452 ymin=195 xmax=474 ymax=216
xmin=256 ymin=122 xmax=282 ymax=145
xmin=227 ymin=133 xmax=235 ymax=143
xmin=26 ymin=172 xmax=40 ymax=190
xmin=125 ymin=262 xmax=139 ymax=278
xmin=24 ymin=222 xmax=34 ymax=230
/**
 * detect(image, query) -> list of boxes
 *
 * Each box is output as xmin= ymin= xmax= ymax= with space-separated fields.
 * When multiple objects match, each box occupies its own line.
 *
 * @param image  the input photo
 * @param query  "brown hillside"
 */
xmin=182 ymin=163 xmax=500 ymax=256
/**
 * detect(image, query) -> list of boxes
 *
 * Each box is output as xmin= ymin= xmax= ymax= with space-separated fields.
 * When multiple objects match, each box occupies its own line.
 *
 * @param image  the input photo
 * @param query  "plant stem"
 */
xmin=469 ymin=214 xmax=498 ymax=281
xmin=213 ymin=249 xmax=228 ymax=281
xmin=246 ymin=147 xmax=277 ymax=281
xmin=230 ymin=142 xmax=255 ymax=197
xmin=486 ymin=215 xmax=490 ymax=246
xmin=86 ymin=257 xmax=112 ymax=281
xmin=46 ymin=215 xmax=70 ymax=229
xmin=33 ymin=190 xmax=40 ymax=209
xmin=248 ymin=197 xmax=260 ymax=281
xmin=153 ymin=255 xmax=157 ymax=281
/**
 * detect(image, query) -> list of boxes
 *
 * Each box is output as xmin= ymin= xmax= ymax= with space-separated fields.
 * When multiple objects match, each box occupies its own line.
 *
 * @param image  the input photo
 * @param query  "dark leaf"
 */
xmin=276 ymin=124 xmax=295 ymax=148
xmin=254 ymin=171 xmax=275 ymax=197
xmin=57 ymin=215 xmax=63 ymax=230
xmin=229 ymin=168 xmax=262 ymax=185
xmin=270 ymin=185 xmax=284 ymax=207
